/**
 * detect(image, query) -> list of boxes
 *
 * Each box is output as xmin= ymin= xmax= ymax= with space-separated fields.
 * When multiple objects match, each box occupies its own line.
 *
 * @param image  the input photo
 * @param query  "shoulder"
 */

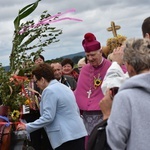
xmin=44 ymin=80 xmax=63 ymax=92
xmin=63 ymin=75 xmax=75 ymax=80
xmin=63 ymin=75 xmax=76 ymax=82
xmin=81 ymin=63 xmax=91 ymax=71
xmin=103 ymin=58 xmax=112 ymax=66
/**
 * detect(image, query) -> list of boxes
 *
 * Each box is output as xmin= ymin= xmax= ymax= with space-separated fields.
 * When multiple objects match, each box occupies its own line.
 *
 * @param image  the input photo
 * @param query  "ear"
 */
xmin=145 ymin=33 xmax=150 ymax=39
xmin=126 ymin=63 xmax=137 ymax=77
xmin=41 ymin=77 xmax=45 ymax=83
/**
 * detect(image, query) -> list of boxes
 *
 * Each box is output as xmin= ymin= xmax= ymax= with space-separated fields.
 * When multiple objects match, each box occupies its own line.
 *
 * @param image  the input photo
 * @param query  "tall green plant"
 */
xmin=0 ymin=0 xmax=62 ymax=117
xmin=10 ymin=0 xmax=62 ymax=72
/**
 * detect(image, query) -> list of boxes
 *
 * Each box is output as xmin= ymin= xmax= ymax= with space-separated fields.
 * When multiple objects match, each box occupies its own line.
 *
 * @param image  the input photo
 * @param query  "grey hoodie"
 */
xmin=106 ymin=72 xmax=150 ymax=150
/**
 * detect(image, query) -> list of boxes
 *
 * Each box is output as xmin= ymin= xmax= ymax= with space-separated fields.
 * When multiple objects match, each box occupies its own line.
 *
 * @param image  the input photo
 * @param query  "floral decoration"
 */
xmin=106 ymin=34 xmax=127 ymax=54
xmin=94 ymin=74 xmax=102 ymax=88
xmin=0 ymin=66 xmax=30 ymax=121
xmin=0 ymin=0 xmax=62 ymax=122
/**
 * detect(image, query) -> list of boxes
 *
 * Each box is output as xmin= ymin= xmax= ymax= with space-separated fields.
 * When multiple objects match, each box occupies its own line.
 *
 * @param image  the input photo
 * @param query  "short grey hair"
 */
xmin=123 ymin=38 xmax=150 ymax=74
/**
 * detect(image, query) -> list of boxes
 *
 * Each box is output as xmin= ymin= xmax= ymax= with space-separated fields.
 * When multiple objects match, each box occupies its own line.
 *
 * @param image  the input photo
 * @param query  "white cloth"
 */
xmin=101 ymin=62 xmax=129 ymax=95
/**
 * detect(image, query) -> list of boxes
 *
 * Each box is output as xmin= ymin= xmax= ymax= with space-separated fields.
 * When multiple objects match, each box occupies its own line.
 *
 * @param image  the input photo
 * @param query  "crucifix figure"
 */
xmin=107 ymin=21 xmax=121 ymax=37
xmin=87 ymin=89 xmax=92 ymax=98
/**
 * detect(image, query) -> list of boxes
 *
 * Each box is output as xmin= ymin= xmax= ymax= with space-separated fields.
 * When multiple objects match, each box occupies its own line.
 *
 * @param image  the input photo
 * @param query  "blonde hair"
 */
xmin=77 ymin=57 xmax=86 ymax=67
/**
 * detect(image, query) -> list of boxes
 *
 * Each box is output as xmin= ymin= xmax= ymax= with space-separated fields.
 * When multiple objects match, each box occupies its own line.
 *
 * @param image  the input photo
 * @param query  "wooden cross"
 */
xmin=107 ymin=21 xmax=121 ymax=37
xmin=87 ymin=89 xmax=92 ymax=98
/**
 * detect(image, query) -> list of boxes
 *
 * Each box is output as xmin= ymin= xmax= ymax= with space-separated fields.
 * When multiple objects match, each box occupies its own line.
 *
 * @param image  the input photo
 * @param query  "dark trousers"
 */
xmin=55 ymin=137 xmax=85 ymax=150
xmin=30 ymin=128 xmax=53 ymax=150
xmin=23 ymin=110 xmax=53 ymax=150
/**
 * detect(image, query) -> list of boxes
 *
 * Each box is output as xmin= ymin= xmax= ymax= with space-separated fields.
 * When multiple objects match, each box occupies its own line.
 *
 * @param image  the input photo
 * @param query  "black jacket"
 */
xmin=87 ymin=119 xmax=111 ymax=150
xmin=61 ymin=75 xmax=77 ymax=91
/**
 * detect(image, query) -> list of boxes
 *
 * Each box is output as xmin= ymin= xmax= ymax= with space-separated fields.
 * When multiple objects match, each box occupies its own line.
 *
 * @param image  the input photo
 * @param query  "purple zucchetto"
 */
xmin=82 ymin=33 xmax=101 ymax=52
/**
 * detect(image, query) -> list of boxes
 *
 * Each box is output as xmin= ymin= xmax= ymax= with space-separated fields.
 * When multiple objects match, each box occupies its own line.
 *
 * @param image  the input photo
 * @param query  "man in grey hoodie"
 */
xmin=105 ymin=38 xmax=150 ymax=150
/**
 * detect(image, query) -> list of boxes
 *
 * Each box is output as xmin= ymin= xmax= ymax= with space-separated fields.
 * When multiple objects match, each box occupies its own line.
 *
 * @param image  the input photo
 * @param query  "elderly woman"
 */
xmin=17 ymin=63 xmax=87 ymax=150
xmin=100 ymin=38 xmax=150 ymax=150
xmin=77 ymin=57 xmax=87 ymax=72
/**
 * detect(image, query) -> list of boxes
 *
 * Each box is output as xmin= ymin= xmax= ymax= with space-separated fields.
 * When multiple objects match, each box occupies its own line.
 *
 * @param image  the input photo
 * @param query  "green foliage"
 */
xmin=10 ymin=0 xmax=62 ymax=72
xmin=45 ymin=57 xmax=64 ymax=64
xmin=14 ymin=0 xmax=41 ymax=30
xmin=0 ymin=63 xmax=27 ymax=111
xmin=0 ymin=0 xmax=62 ymax=119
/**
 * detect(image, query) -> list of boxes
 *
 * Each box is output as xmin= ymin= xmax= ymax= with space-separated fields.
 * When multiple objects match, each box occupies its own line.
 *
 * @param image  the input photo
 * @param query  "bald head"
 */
xmin=50 ymin=62 xmax=63 ymax=80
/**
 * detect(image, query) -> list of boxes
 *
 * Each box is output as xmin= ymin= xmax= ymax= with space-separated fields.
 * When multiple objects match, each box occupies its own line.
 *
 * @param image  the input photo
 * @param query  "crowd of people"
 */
xmin=16 ymin=16 xmax=150 ymax=150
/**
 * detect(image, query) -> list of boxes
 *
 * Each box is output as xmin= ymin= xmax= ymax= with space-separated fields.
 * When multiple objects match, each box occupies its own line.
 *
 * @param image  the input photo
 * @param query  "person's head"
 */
xmin=82 ymin=32 xmax=102 ymax=67
xmin=32 ymin=63 xmax=55 ymax=90
xmin=33 ymin=55 xmax=45 ymax=65
xmin=142 ymin=17 xmax=150 ymax=39
xmin=61 ymin=58 xmax=74 ymax=75
xmin=77 ymin=57 xmax=86 ymax=72
xmin=50 ymin=62 xmax=63 ymax=80
xmin=123 ymin=38 xmax=150 ymax=77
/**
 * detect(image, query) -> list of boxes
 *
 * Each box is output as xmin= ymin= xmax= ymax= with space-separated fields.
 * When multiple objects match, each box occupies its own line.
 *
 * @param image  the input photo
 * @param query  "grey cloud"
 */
xmin=0 ymin=0 xmax=149 ymax=66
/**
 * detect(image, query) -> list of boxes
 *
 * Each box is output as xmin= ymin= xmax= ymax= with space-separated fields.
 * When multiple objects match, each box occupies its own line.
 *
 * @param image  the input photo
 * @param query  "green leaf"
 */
xmin=14 ymin=0 xmax=41 ymax=30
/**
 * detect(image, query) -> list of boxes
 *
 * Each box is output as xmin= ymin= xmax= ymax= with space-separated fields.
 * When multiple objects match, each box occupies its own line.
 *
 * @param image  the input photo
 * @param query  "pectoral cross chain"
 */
xmin=87 ymin=89 xmax=92 ymax=98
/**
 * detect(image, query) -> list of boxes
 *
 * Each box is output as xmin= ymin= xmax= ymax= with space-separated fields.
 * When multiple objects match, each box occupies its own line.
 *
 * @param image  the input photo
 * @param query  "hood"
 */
xmin=119 ymin=72 xmax=150 ymax=93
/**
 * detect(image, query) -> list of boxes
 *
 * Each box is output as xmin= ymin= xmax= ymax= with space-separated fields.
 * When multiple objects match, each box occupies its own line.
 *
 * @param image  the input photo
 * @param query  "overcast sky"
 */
xmin=0 ymin=0 xmax=149 ymax=66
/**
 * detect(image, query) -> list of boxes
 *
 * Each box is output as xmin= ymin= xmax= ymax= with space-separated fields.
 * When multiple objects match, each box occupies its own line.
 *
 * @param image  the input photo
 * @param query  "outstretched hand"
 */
xmin=16 ymin=122 xmax=26 ymax=130
xmin=110 ymin=46 xmax=124 ymax=65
